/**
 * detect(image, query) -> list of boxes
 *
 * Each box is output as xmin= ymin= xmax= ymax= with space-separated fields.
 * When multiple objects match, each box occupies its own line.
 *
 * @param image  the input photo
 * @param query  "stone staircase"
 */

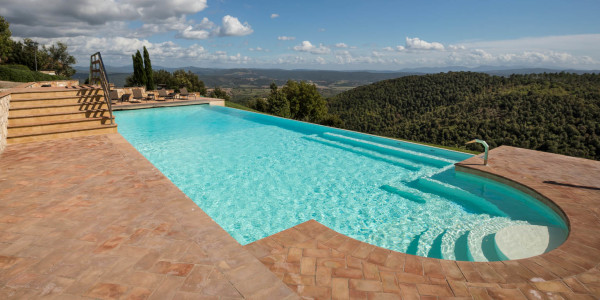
xmin=6 ymin=86 xmax=117 ymax=144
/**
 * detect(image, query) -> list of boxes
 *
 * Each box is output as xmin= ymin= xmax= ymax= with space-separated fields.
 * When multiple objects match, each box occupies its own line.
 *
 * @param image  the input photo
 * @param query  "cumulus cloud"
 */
xmin=1 ymin=0 xmax=208 ymax=38
xmin=18 ymin=35 xmax=256 ymax=67
xmin=278 ymin=36 xmax=296 ymax=41
xmin=335 ymin=43 xmax=348 ymax=48
xmin=219 ymin=15 xmax=253 ymax=37
xmin=405 ymin=37 xmax=445 ymax=51
xmin=271 ymin=13 xmax=279 ymax=19
xmin=171 ymin=16 xmax=253 ymax=40
xmin=293 ymin=41 xmax=331 ymax=54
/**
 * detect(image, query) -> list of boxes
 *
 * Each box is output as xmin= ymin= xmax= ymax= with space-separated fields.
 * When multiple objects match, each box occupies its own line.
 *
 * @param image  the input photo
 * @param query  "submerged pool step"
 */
xmin=416 ymin=177 xmax=508 ymax=217
xmin=379 ymin=185 xmax=426 ymax=204
xmin=303 ymin=134 xmax=423 ymax=171
xmin=320 ymin=132 xmax=456 ymax=168
xmin=467 ymin=218 xmax=517 ymax=262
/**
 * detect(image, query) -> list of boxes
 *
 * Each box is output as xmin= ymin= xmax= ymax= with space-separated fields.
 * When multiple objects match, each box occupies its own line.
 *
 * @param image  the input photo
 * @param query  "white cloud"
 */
xmin=278 ymin=36 xmax=296 ymax=41
xmin=382 ymin=46 xmax=394 ymax=52
xmin=178 ymin=26 xmax=210 ymax=40
xmin=396 ymin=46 xmax=405 ymax=51
xmin=293 ymin=41 xmax=331 ymax=54
xmin=172 ymin=16 xmax=253 ymax=40
xmin=448 ymin=44 xmax=466 ymax=51
xmin=315 ymin=57 xmax=326 ymax=64
xmin=335 ymin=43 xmax=348 ymax=48
xmin=219 ymin=15 xmax=253 ymax=37
xmin=405 ymin=37 xmax=445 ymax=51
xmin=1 ymin=0 xmax=208 ymax=38
xmin=249 ymin=47 xmax=269 ymax=52
xmin=271 ymin=13 xmax=279 ymax=19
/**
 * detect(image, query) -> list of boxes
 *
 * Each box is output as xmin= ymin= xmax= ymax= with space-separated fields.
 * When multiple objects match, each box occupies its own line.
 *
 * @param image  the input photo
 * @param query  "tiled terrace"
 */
xmin=1 ymin=133 xmax=600 ymax=299
xmin=0 ymin=134 xmax=296 ymax=299
xmin=244 ymin=146 xmax=600 ymax=300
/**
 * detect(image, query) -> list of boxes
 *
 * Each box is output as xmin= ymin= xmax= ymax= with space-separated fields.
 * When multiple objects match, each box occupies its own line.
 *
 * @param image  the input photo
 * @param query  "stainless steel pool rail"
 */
xmin=89 ymin=52 xmax=114 ymax=125
xmin=466 ymin=139 xmax=489 ymax=165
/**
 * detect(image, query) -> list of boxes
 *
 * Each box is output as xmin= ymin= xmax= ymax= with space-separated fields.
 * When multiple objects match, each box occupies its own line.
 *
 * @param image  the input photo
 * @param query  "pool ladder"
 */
xmin=466 ymin=139 xmax=489 ymax=165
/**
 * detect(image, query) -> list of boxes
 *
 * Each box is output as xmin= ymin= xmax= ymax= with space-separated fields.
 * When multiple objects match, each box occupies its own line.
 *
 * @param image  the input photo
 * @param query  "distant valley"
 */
xmin=72 ymin=66 xmax=599 ymax=102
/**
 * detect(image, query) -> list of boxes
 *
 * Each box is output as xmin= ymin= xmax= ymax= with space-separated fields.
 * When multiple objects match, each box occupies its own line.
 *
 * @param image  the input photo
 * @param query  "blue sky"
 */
xmin=2 ymin=0 xmax=600 ymax=69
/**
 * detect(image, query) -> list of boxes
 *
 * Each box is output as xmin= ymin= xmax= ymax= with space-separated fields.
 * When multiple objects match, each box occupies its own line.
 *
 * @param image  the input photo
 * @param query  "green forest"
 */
xmin=327 ymin=72 xmax=600 ymax=160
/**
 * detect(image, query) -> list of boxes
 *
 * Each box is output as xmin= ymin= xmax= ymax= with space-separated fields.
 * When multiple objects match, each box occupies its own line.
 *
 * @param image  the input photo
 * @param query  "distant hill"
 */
xmin=73 ymin=65 xmax=599 ymax=88
xmin=73 ymin=66 xmax=421 ymax=89
xmin=327 ymin=72 xmax=600 ymax=160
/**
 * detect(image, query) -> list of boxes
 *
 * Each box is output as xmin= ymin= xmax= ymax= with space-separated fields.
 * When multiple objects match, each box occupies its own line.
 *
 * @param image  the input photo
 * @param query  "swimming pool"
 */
xmin=115 ymin=105 xmax=568 ymax=261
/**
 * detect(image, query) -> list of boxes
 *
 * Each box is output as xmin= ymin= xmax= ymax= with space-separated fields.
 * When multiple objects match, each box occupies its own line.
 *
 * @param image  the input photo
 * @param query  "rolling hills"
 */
xmin=327 ymin=72 xmax=600 ymax=160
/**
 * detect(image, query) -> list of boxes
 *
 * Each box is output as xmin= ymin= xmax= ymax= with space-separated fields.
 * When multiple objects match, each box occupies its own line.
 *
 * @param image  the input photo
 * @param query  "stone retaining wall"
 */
xmin=29 ymin=80 xmax=79 ymax=88
xmin=0 ymin=93 xmax=9 ymax=155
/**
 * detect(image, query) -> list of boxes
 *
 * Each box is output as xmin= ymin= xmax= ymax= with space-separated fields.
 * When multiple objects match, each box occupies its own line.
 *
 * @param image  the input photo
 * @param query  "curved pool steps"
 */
xmin=416 ymin=177 xmax=508 ymax=217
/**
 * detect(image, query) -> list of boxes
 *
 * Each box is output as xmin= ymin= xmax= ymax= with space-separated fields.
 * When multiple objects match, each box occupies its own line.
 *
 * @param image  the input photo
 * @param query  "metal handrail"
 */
xmin=89 ymin=52 xmax=114 ymax=124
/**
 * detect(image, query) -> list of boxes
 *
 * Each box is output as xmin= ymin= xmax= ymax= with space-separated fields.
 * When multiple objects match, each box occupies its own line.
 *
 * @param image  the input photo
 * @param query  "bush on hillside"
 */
xmin=0 ymin=64 xmax=67 ymax=82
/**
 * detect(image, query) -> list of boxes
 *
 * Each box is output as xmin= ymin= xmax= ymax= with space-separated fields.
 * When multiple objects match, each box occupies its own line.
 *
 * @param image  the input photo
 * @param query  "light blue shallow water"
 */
xmin=115 ymin=105 xmax=568 ymax=261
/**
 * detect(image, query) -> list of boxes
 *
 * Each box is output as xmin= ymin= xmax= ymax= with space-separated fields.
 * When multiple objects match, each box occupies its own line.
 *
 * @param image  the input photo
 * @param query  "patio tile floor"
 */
xmin=0 ymin=134 xmax=297 ymax=299
xmin=2 ymin=132 xmax=600 ymax=299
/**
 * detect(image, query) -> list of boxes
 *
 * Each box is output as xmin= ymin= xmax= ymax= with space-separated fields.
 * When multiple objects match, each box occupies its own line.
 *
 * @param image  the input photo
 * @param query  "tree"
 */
xmin=209 ymin=87 xmax=230 ymax=101
xmin=43 ymin=42 xmax=76 ymax=77
xmin=282 ymin=80 xmax=328 ymax=122
xmin=0 ymin=16 xmax=12 ymax=63
xmin=135 ymin=50 xmax=147 ymax=87
xmin=143 ymin=46 xmax=154 ymax=90
xmin=173 ymin=70 xmax=206 ymax=94
xmin=266 ymin=82 xmax=290 ymax=118
xmin=127 ymin=50 xmax=147 ymax=87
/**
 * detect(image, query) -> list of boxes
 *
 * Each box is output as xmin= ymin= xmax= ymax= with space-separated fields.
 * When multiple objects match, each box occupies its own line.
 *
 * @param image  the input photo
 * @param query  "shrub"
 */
xmin=0 ymin=65 xmax=67 ymax=82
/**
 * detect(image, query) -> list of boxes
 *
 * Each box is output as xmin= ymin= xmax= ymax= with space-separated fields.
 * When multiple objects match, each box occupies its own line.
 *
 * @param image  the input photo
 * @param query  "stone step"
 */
xmin=8 ymin=117 xmax=114 ymax=136
xmin=9 ymin=95 xmax=105 ymax=108
xmin=7 ymin=124 xmax=118 ymax=144
xmin=8 ymin=110 xmax=111 ymax=126
xmin=8 ymin=102 xmax=109 ymax=117
xmin=9 ymin=87 xmax=104 ymax=100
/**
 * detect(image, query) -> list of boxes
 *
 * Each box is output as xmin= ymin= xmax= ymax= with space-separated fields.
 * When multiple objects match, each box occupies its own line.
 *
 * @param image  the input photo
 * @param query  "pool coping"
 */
xmin=111 ymin=99 xmax=213 ymax=111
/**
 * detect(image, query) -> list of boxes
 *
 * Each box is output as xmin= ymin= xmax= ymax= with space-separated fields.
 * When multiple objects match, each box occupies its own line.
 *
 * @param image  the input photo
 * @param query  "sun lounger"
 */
xmin=133 ymin=88 xmax=149 ymax=102
xmin=109 ymin=90 xmax=120 ymax=104
xmin=179 ymin=87 xmax=196 ymax=100
xmin=122 ymin=93 xmax=139 ymax=103
xmin=157 ymin=89 xmax=173 ymax=101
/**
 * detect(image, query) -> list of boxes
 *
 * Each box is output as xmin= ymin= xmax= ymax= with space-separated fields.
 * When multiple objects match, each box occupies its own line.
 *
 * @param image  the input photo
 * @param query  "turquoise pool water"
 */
xmin=115 ymin=105 xmax=567 ymax=261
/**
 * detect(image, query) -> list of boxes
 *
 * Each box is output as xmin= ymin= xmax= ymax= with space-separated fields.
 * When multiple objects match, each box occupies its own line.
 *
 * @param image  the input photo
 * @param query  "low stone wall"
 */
xmin=0 ymin=93 xmax=9 ymax=155
xmin=30 ymin=80 xmax=79 ymax=88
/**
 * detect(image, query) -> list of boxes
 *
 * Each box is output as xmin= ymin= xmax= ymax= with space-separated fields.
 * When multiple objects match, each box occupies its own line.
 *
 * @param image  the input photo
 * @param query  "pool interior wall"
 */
xmin=115 ymin=105 xmax=568 ymax=262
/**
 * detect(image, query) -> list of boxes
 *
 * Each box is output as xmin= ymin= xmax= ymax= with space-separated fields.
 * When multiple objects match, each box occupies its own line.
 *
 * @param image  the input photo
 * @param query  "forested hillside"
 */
xmin=328 ymin=72 xmax=600 ymax=160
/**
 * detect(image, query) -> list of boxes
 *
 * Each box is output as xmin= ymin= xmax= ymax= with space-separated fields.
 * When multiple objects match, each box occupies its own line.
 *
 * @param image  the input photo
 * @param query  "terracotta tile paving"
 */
xmin=0 ymin=134 xmax=298 ymax=299
xmin=245 ymin=146 xmax=600 ymax=299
